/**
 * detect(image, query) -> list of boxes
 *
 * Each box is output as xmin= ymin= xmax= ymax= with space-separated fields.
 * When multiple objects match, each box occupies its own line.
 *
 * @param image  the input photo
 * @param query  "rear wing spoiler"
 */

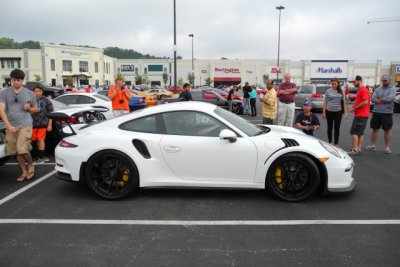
xmin=47 ymin=106 xmax=109 ymax=137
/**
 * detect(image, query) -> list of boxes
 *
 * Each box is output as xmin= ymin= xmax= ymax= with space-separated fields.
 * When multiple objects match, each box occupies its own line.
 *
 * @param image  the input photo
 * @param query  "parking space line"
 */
xmin=0 ymin=170 xmax=56 ymax=206
xmin=0 ymin=219 xmax=399 ymax=225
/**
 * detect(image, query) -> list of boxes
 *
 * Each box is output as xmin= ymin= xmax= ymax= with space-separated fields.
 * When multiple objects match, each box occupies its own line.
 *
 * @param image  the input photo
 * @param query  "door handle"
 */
xmin=164 ymin=146 xmax=181 ymax=153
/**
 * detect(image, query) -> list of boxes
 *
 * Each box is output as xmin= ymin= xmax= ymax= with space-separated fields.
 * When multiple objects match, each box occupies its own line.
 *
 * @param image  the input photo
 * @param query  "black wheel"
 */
xmin=159 ymin=94 xmax=165 ymax=100
xmin=85 ymin=150 xmax=139 ymax=200
xmin=266 ymin=153 xmax=320 ymax=202
xmin=393 ymin=102 xmax=400 ymax=113
xmin=232 ymin=104 xmax=241 ymax=115
xmin=94 ymin=111 xmax=106 ymax=121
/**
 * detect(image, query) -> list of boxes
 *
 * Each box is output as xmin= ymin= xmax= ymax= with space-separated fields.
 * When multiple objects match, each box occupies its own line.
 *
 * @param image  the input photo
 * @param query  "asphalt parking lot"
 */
xmin=1 ymin=105 xmax=400 ymax=266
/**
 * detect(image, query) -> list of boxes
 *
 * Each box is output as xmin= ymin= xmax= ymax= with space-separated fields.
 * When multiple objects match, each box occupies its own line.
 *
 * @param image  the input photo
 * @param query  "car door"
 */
xmin=159 ymin=111 xmax=257 ymax=182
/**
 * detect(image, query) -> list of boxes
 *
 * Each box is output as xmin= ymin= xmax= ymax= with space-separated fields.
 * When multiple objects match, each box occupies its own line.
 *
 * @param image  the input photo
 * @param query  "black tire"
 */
xmin=94 ymin=112 xmax=106 ymax=121
xmin=266 ymin=153 xmax=320 ymax=202
xmin=393 ymin=103 xmax=400 ymax=113
xmin=159 ymin=95 xmax=165 ymax=100
xmin=232 ymin=104 xmax=241 ymax=115
xmin=85 ymin=150 xmax=139 ymax=200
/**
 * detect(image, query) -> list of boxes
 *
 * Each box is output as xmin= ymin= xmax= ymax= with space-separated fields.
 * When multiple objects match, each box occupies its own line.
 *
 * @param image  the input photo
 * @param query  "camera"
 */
xmin=120 ymin=85 xmax=125 ymax=89
xmin=119 ymin=99 xmax=124 ymax=104
xmin=306 ymin=125 xmax=314 ymax=131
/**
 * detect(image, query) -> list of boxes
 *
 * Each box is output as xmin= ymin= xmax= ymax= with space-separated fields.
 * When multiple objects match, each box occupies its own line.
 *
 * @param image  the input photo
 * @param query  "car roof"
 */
xmin=133 ymin=101 xmax=217 ymax=117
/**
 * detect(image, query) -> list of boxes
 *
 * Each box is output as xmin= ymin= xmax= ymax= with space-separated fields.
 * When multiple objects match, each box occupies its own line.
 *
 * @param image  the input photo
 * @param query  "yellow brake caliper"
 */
xmin=274 ymin=166 xmax=283 ymax=190
xmin=119 ymin=169 xmax=130 ymax=188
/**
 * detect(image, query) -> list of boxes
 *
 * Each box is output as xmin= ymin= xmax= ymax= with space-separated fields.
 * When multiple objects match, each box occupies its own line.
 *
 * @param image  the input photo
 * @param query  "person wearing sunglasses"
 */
xmin=0 ymin=69 xmax=39 ymax=181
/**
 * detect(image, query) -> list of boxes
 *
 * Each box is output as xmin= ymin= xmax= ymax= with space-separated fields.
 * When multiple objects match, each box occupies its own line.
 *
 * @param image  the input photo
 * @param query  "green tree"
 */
xmin=205 ymin=77 xmax=213 ymax=87
xmin=187 ymin=72 xmax=195 ymax=85
xmin=142 ymin=76 xmax=150 ymax=88
xmin=64 ymin=76 xmax=73 ymax=87
xmin=178 ymin=77 xmax=184 ymax=85
xmin=115 ymin=73 xmax=125 ymax=83
xmin=33 ymin=74 xmax=42 ymax=82
xmin=135 ymin=75 xmax=145 ymax=85
xmin=162 ymin=72 xmax=169 ymax=87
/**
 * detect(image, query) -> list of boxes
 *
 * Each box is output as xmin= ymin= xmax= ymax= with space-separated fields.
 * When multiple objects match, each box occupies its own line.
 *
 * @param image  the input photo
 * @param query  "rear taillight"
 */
xmin=66 ymin=117 xmax=78 ymax=123
xmin=59 ymin=140 xmax=78 ymax=148
xmin=311 ymin=94 xmax=323 ymax=98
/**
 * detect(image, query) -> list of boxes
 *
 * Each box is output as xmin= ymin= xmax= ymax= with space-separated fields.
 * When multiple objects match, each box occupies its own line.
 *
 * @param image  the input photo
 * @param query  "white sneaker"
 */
xmin=385 ymin=148 xmax=391 ymax=154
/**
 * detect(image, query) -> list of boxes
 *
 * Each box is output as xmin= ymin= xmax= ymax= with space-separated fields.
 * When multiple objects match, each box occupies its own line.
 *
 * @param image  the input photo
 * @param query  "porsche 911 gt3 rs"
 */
xmin=55 ymin=101 xmax=356 ymax=202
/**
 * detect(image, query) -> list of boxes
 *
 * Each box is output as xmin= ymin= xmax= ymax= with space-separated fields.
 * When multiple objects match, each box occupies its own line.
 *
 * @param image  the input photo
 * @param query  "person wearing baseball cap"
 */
xmin=295 ymin=100 xmax=320 ymax=136
xmin=364 ymin=74 xmax=397 ymax=154
xmin=347 ymin=75 xmax=370 ymax=155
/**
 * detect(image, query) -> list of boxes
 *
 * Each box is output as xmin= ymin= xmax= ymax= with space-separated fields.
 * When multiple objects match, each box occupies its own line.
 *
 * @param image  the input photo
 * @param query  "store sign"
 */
xmin=120 ymin=65 xmax=134 ymax=72
xmin=271 ymin=67 xmax=281 ymax=73
xmin=214 ymin=68 xmax=240 ymax=73
xmin=396 ymin=66 xmax=400 ymax=73
xmin=201 ymin=70 xmax=207 ymax=73
xmin=310 ymin=61 xmax=348 ymax=79
xmin=61 ymin=50 xmax=89 ymax=56
xmin=316 ymin=67 xmax=342 ymax=73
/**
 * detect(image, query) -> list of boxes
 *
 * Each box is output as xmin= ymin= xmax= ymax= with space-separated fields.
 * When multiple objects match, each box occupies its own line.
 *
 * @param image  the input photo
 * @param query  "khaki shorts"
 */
xmin=5 ymin=126 xmax=33 ymax=155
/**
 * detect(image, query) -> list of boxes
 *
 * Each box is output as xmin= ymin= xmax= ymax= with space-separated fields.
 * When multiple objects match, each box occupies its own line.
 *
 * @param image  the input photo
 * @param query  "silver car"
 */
xmin=295 ymin=84 xmax=331 ymax=111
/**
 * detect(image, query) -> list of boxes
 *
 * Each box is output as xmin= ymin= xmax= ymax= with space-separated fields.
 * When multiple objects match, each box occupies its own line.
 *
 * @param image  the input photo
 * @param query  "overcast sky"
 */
xmin=2 ymin=0 xmax=399 ymax=64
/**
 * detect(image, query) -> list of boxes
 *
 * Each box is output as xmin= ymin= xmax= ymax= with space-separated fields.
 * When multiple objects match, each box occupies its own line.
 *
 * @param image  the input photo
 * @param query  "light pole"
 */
xmin=173 ymin=0 xmax=177 ymax=93
xmin=188 ymin=33 xmax=194 ymax=86
xmin=276 ymin=5 xmax=285 ymax=83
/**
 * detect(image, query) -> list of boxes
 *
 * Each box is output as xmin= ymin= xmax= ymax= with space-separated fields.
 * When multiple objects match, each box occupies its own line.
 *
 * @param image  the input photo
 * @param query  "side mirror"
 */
xmin=219 ymin=129 xmax=237 ymax=143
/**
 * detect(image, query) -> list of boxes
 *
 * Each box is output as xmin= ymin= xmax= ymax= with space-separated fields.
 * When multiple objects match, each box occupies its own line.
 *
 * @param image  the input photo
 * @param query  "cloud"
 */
xmin=1 ymin=0 xmax=399 ymax=63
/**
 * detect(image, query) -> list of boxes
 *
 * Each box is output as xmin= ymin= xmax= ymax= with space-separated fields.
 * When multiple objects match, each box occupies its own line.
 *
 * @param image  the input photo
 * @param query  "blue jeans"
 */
xmin=243 ymin=98 xmax=250 ymax=115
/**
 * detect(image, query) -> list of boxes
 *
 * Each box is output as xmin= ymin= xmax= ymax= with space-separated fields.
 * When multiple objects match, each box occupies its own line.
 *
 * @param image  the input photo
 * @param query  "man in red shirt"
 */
xmin=347 ymin=75 xmax=370 ymax=155
xmin=108 ymin=78 xmax=131 ymax=117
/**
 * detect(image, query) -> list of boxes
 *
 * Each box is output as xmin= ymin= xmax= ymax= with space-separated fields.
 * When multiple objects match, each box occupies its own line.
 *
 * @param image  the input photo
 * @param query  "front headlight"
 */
xmin=319 ymin=141 xmax=341 ymax=158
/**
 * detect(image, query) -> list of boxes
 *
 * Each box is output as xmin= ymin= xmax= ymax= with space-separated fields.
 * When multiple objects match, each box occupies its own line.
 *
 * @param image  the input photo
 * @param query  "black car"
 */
xmin=24 ymin=82 xmax=64 ymax=98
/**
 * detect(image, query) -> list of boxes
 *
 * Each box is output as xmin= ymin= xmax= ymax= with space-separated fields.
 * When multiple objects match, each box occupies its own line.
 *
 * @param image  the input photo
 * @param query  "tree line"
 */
xmin=0 ymin=37 xmax=182 ymax=59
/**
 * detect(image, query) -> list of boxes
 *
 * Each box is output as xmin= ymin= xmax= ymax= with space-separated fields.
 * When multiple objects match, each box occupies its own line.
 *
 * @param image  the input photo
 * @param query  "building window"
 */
xmin=50 ymin=59 xmax=55 ymax=71
xmin=135 ymin=67 xmax=138 ymax=74
xmin=95 ymin=62 xmax=99 ymax=73
xmin=17 ymin=60 xmax=20 ymax=68
xmin=164 ymin=67 xmax=167 ymax=72
xmin=79 ymin=61 xmax=89 ymax=72
xmin=62 ymin=60 xmax=72 ymax=71
xmin=1 ymin=60 xmax=4 ymax=68
xmin=144 ymin=67 xmax=148 ymax=74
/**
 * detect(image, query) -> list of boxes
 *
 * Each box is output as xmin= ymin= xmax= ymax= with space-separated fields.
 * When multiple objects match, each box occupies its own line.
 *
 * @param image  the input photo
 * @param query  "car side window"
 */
xmin=119 ymin=115 xmax=158 ymax=133
xmin=77 ymin=95 xmax=96 ymax=104
xmin=162 ymin=111 xmax=227 ymax=137
xmin=57 ymin=95 xmax=79 ymax=105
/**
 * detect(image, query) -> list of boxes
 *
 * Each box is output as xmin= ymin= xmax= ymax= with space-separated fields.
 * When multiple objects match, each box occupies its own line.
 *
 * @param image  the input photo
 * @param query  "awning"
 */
xmin=214 ymin=77 xmax=241 ymax=82
xmin=62 ymin=74 xmax=92 ymax=78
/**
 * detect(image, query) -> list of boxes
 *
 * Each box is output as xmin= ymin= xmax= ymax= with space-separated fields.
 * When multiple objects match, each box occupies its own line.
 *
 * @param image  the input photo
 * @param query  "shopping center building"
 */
xmin=1 ymin=43 xmax=399 ymax=87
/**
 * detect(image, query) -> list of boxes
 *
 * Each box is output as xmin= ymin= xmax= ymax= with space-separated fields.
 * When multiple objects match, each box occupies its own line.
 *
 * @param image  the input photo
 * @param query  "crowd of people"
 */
xmin=0 ymin=68 xmax=399 ymax=183
xmin=257 ymin=73 xmax=398 ymax=156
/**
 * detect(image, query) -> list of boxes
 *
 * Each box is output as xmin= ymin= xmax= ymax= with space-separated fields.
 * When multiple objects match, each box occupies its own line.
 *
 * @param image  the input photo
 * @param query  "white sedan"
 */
xmin=54 ymin=93 xmax=113 ymax=120
xmin=54 ymin=102 xmax=356 ymax=202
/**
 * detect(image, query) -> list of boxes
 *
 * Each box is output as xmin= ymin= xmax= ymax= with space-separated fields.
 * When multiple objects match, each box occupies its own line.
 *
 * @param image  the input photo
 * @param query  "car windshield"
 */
xmin=93 ymin=94 xmax=110 ymax=102
xmin=215 ymin=107 xmax=267 ymax=136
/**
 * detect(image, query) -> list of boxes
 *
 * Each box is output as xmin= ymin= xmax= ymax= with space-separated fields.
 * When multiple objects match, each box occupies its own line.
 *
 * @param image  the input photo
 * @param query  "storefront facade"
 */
xmin=0 ymin=43 xmax=395 ymax=88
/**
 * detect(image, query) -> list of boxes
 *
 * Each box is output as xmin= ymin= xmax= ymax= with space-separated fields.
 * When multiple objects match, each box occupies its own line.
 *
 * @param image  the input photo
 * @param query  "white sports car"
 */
xmin=55 ymin=102 xmax=356 ymax=202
